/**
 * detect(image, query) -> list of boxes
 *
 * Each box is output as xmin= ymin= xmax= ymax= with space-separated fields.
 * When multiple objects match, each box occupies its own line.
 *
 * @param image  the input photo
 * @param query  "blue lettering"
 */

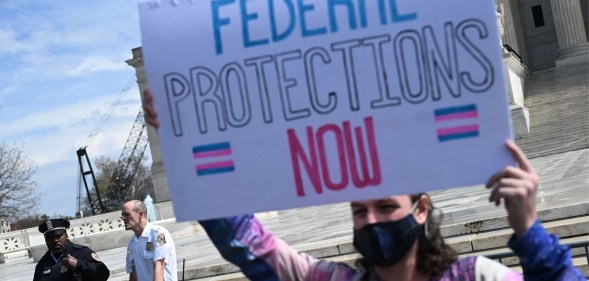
xmin=358 ymin=0 xmax=367 ymax=28
xmin=390 ymin=0 xmax=416 ymax=22
xmin=240 ymin=0 xmax=270 ymax=48
xmin=211 ymin=0 xmax=418 ymax=54
xmin=270 ymin=0 xmax=296 ymax=42
xmin=377 ymin=0 xmax=387 ymax=25
xmin=211 ymin=0 xmax=235 ymax=55
xmin=296 ymin=0 xmax=327 ymax=37
xmin=328 ymin=0 xmax=357 ymax=32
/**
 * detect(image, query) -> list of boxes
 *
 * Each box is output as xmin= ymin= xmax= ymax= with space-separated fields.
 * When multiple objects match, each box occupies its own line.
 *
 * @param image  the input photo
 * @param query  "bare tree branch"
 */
xmin=0 ymin=142 xmax=41 ymax=218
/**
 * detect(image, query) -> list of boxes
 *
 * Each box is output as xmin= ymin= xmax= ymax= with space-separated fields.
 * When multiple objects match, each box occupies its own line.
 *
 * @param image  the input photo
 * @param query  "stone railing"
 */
xmin=0 ymin=211 xmax=124 ymax=259
xmin=0 ymin=220 xmax=10 ymax=234
xmin=0 ymin=229 xmax=28 ymax=254
xmin=0 ymin=201 xmax=175 ymax=263
xmin=66 ymin=212 xmax=125 ymax=238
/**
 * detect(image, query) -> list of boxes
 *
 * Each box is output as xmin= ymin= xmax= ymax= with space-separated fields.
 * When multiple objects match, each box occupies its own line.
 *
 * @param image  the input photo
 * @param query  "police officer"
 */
xmin=33 ymin=219 xmax=110 ymax=281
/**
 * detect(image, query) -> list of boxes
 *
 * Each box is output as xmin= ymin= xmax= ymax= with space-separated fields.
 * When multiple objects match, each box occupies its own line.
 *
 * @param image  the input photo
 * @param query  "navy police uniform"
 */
xmin=32 ymin=219 xmax=110 ymax=281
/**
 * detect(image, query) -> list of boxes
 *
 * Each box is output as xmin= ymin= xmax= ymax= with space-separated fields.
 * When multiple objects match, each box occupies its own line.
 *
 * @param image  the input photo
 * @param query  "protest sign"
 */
xmin=138 ymin=0 xmax=514 ymax=221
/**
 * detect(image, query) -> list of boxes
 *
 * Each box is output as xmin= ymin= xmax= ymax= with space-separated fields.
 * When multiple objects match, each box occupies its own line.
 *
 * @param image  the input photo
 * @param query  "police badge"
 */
xmin=157 ymin=233 xmax=166 ymax=245
xmin=92 ymin=253 xmax=101 ymax=261
xmin=146 ymin=242 xmax=153 ymax=251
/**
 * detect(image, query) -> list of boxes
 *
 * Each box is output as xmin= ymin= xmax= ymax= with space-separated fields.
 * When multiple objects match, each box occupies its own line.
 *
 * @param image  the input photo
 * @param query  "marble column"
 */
xmin=549 ymin=0 xmax=589 ymax=60
xmin=126 ymin=47 xmax=172 ymax=205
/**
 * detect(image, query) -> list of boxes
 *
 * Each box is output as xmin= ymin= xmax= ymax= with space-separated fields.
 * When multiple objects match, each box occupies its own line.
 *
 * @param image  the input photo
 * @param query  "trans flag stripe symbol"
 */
xmin=193 ymin=142 xmax=235 ymax=176
xmin=434 ymin=104 xmax=480 ymax=142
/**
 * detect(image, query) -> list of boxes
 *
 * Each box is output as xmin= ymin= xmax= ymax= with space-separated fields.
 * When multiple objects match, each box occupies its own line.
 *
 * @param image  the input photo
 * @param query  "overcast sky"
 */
xmin=0 ymin=0 xmax=146 ymax=217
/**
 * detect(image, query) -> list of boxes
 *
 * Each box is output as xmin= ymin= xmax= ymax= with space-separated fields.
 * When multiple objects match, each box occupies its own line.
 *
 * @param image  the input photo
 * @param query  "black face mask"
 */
xmin=353 ymin=204 xmax=423 ymax=267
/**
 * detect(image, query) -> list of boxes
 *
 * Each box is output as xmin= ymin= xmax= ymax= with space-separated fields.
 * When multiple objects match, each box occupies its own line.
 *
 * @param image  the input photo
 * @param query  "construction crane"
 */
xmin=76 ymin=147 xmax=106 ymax=215
xmin=76 ymin=77 xmax=149 ymax=215
xmin=76 ymin=108 xmax=149 ymax=215
xmin=102 ymin=108 xmax=149 ymax=211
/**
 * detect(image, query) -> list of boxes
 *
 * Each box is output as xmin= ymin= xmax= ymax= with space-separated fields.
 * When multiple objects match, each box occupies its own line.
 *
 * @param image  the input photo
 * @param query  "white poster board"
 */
xmin=138 ymin=0 xmax=514 ymax=221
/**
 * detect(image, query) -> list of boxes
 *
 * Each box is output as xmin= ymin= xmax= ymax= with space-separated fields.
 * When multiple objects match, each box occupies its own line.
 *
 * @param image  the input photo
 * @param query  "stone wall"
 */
xmin=0 ymin=220 xmax=10 ymax=234
xmin=0 ymin=201 xmax=174 ymax=263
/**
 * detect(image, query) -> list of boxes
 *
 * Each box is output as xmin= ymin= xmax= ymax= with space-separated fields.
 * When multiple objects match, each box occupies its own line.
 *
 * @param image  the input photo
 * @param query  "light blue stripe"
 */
xmin=434 ymin=104 xmax=477 ymax=116
xmin=193 ymin=142 xmax=230 ymax=153
xmin=196 ymin=166 xmax=235 ymax=176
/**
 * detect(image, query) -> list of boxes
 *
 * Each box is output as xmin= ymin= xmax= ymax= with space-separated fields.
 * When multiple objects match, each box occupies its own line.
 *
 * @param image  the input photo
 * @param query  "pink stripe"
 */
xmin=437 ymin=124 xmax=479 ymax=136
xmin=196 ymin=160 xmax=234 ymax=170
xmin=194 ymin=148 xmax=232 ymax=159
xmin=435 ymin=111 xmax=478 ymax=122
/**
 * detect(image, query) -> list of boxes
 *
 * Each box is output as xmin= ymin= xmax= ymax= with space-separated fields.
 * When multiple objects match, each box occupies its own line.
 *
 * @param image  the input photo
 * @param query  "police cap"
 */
xmin=38 ymin=219 xmax=70 ymax=238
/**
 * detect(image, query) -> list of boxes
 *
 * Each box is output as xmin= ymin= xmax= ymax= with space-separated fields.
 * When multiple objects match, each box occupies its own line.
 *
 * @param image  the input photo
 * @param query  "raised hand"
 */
xmin=142 ymin=88 xmax=160 ymax=129
xmin=486 ymin=140 xmax=538 ymax=237
xmin=61 ymin=254 xmax=78 ymax=270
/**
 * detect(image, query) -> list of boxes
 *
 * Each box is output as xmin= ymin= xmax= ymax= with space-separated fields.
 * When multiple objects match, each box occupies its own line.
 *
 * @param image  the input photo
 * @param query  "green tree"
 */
xmin=0 ymin=142 xmax=41 ymax=219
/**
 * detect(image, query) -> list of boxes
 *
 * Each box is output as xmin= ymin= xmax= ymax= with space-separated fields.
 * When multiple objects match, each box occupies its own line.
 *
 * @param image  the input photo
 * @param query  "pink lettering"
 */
xmin=343 ymin=117 xmax=381 ymax=188
xmin=317 ymin=124 xmax=348 ymax=191
xmin=288 ymin=127 xmax=322 ymax=196
xmin=288 ymin=117 xmax=382 ymax=197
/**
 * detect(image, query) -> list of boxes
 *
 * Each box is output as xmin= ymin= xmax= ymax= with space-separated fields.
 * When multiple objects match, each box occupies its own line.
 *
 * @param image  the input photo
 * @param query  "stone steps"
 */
xmin=0 ymin=249 xmax=28 ymax=264
xmin=516 ymin=62 xmax=589 ymax=158
xmin=466 ymin=234 xmax=589 ymax=266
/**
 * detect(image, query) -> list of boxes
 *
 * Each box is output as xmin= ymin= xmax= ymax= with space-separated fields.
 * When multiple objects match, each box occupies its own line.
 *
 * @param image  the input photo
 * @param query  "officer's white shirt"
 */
xmin=126 ymin=223 xmax=178 ymax=281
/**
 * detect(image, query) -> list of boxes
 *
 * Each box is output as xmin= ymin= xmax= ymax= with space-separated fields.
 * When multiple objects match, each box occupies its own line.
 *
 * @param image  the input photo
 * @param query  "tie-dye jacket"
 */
xmin=200 ymin=214 xmax=584 ymax=281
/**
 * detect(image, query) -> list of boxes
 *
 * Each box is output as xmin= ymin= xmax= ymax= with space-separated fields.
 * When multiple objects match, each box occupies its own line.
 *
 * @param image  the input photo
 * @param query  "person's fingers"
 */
xmin=486 ymin=166 xmax=527 ymax=188
xmin=148 ymin=117 xmax=160 ymax=129
xmin=142 ymin=88 xmax=160 ymax=128
xmin=506 ymin=140 xmax=534 ymax=173
xmin=486 ymin=141 xmax=539 ymax=237
xmin=142 ymin=89 xmax=155 ymax=109
xmin=486 ymin=169 xmax=501 ymax=188
xmin=142 ymin=88 xmax=153 ymax=102
xmin=486 ymin=141 xmax=536 ymax=188
xmin=491 ymin=188 xmax=522 ymax=206
xmin=488 ymin=178 xmax=524 ymax=204
xmin=145 ymin=106 xmax=158 ymax=119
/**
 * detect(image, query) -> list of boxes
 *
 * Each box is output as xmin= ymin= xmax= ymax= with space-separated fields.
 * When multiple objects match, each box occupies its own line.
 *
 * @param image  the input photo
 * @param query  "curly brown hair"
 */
xmin=356 ymin=193 xmax=457 ymax=279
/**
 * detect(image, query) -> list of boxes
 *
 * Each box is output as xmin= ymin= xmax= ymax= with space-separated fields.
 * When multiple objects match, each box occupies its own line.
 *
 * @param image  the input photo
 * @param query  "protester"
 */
xmin=122 ymin=199 xmax=178 ymax=281
xmin=33 ymin=218 xmax=110 ymax=281
xmin=143 ymin=88 xmax=584 ymax=280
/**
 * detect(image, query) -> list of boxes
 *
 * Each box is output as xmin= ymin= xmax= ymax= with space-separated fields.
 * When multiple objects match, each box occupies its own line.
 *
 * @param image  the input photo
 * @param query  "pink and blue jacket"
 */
xmin=200 ymin=214 xmax=585 ymax=281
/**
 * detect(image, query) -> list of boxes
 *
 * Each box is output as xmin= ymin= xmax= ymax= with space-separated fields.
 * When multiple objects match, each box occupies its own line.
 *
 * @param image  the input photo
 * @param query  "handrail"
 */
xmin=485 ymin=239 xmax=589 ymax=266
